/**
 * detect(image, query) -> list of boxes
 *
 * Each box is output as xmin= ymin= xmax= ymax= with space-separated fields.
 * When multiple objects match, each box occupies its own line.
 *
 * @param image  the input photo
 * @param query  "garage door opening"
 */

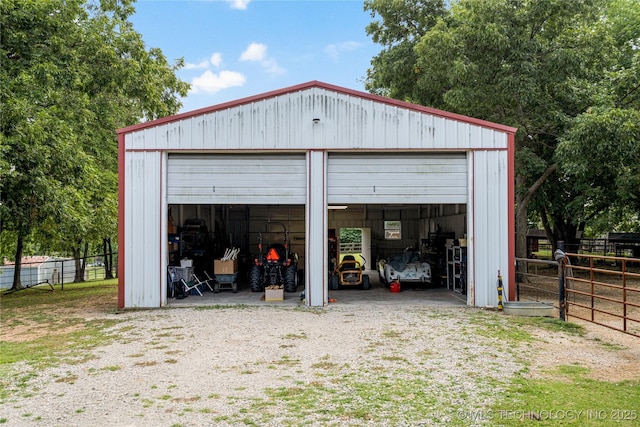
xmin=166 ymin=201 xmax=467 ymax=305
xmin=327 ymin=204 xmax=467 ymax=296
xmin=167 ymin=204 xmax=306 ymax=299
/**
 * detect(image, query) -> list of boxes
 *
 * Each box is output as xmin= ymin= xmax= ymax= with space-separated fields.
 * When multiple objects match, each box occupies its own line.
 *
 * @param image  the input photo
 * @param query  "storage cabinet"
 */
xmin=446 ymin=246 xmax=467 ymax=294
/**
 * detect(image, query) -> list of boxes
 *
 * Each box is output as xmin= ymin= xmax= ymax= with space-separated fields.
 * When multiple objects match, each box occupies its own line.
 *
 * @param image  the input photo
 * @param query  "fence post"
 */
xmin=555 ymin=241 xmax=566 ymax=321
xmin=515 ymin=260 xmax=520 ymax=301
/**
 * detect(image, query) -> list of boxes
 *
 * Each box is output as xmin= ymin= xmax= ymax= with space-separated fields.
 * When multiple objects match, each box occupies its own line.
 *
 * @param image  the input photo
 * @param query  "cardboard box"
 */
xmin=265 ymin=288 xmax=284 ymax=302
xmin=214 ymin=259 xmax=238 ymax=274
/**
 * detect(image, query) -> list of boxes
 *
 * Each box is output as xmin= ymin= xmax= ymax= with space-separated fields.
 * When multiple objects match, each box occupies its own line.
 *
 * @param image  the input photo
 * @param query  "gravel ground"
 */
xmin=2 ymin=304 xmax=638 ymax=426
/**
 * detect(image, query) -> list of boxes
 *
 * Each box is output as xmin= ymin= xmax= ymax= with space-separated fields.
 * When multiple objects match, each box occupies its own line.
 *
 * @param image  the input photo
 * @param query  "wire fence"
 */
xmin=515 ymin=257 xmax=560 ymax=304
xmin=0 ymin=253 xmax=117 ymax=291
xmin=529 ymin=238 xmax=640 ymax=261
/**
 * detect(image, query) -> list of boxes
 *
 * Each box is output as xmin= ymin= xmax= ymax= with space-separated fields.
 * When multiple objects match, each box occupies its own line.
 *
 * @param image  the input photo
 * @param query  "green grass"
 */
xmin=0 ymin=279 xmax=120 ymax=400
xmin=491 ymin=367 xmax=640 ymax=426
xmin=0 ymin=279 xmax=118 ymax=311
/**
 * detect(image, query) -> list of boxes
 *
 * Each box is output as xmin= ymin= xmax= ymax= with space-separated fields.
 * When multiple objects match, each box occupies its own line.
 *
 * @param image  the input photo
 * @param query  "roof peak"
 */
xmin=118 ymin=81 xmax=517 ymax=135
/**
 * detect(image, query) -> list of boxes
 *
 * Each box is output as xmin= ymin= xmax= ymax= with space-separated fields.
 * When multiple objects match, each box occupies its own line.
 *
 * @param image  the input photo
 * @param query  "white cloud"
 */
xmin=184 ymin=52 xmax=223 ymax=70
xmin=240 ymin=43 xmax=267 ymax=62
xmin=239 ymin=42 xmax=285 ymax=76
xmin=210 ymin=52 xmax=223 ymax=68
xmin=325 ymin=41 xmax=363 ymax=60
xmin=183 ymin=60 xmax=210 ymax=70
xmin=190 ymin=70 xmax=246 ymax=95
xmin=227 ymin=0 xmax=250 ymax=10
xmin=262 ymin=58 xmax=285 ymax=76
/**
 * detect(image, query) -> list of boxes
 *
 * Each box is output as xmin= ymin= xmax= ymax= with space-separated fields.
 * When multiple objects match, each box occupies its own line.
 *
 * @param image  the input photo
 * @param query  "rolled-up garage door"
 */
xmin=327 ymin=152 xmax=467 ymax=204
xmin=167 ymin=153 xmax=307 ymax=204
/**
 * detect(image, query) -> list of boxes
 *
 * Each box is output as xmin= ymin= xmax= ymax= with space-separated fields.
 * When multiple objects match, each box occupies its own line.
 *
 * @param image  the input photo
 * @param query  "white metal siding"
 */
xmin=472 ymin=150 xmax=510 ymax=307
xmin=124 ymin=88 xmax=509 ymax=152
xmin=327 ymin=153 xmax=467 ymax=204
xmin=124 ymin=151 xmax=163 ymax=307
xmin=167 ymin=154 xmax=307 ymax=204
xmin=306 ymin=151 xmax=328 ymax=306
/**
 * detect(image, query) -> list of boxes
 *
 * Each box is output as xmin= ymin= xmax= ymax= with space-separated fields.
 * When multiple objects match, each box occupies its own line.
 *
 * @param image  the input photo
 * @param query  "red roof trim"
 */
xmin=117 ymin=80 xmax=518 ymax=135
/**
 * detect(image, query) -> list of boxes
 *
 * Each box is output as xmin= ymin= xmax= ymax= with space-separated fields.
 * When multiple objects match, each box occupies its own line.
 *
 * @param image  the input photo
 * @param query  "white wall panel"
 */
xmin=167 ymin=154 xmax=307 ymax=204
xmin=124 ymin=151 xmax=162 ymax=307
xmin=328 ymin=153 xmax=468 ymax=204
xmin=125 ymin=87 xmax=510 ymax=153
xmin=306 ymin=151 xmax=328 ymax=307
xmin=472 ymin=150 xmax=509 ymax=307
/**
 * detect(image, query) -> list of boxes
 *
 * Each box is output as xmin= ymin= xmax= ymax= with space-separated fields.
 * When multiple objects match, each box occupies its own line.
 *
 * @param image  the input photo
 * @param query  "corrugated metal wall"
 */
xmin=125 ymin=88 xmax=507 ymax=152
xmin=124 ymin=151 xmax=163 ymax=307
xmin=471 ymin=150 xmax=510 ymax=307
xmin=306 ymin=150 xmax=327 ymax=306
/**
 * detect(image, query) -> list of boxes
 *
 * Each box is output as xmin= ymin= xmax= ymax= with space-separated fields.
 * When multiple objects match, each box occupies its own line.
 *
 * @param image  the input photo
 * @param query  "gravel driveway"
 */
xmin=2 ymin=303 xmax=638 ymax=426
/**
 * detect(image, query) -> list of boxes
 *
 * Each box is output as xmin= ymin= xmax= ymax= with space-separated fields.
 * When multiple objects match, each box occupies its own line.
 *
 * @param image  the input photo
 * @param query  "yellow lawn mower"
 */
xmin=330 ymin=254 xmax=371 ymax=290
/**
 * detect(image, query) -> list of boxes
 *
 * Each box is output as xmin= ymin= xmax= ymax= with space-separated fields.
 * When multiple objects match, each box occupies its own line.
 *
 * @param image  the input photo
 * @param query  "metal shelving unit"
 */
xmin=446 ymin=245 xmax=466 ymax=294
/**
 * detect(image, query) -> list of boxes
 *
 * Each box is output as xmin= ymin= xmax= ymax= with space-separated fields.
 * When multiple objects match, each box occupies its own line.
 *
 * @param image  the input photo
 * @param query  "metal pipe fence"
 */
xmin=562 ymin=253 xmax=640 ymax=338
xmin=516 ymin=253 xmax=640 ymax=337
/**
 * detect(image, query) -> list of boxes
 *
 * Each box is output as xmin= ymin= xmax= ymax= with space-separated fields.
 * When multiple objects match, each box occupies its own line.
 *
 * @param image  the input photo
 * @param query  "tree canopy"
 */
xmin=364 ymin=0 xmax=640 ymax=254
xmin=0 ymin=0 xmax=189 ymax=288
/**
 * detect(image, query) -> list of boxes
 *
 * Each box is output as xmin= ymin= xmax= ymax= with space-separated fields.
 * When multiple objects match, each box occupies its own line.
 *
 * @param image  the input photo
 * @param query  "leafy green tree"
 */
xmin=364 ymin=0 xmax=640 ymax=257
xmin=555 ymin=0 xmax=640 ymax=238
xmin=0 ymin=0 xmax=189 ymax=289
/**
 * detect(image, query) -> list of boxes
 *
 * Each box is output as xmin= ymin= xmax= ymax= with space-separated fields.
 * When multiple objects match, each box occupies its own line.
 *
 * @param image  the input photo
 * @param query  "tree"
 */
xmin=364 ymin=0 xmax=640 ymax=258
xmin=555 ymin=0 xmax=640 ymax=237
xmin=0 ymin=0 xmax=189 ymax=288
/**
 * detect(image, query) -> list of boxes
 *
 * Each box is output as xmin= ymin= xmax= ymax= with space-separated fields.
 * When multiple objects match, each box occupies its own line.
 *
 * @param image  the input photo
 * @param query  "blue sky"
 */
xmin=130 ymin=0 xmax=382 ymax=113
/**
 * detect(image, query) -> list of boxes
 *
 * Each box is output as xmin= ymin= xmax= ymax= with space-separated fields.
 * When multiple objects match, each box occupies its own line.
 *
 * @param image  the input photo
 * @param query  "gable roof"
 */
xmin=117 ymin=80 xmax=517 ymax=136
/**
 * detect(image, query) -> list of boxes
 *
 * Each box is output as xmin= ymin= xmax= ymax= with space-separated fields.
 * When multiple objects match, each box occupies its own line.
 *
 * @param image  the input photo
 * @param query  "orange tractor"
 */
xmin=249 ymin=222 xmax=299 ymax=293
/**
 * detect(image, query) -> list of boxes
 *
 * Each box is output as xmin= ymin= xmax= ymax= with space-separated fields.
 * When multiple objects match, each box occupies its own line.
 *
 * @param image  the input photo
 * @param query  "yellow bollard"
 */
xmin=497 ymin=270 xmax=503 ymax=310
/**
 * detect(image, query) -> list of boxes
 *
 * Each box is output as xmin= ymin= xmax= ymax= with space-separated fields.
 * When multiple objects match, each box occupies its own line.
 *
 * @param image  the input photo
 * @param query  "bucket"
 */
xmin=389 ymin=281 xmax=401 ymax=293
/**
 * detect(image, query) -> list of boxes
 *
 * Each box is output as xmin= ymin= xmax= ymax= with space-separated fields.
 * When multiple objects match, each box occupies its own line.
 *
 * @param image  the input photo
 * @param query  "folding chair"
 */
xmin=192 ymin=273 xmax=214 ymax=292
xmin=204 ymin=271 xmax=215 ymax=283
xmin=179 ymin=278 xmax=203 ymax=296
xmin=167 ymin=267 xmax=181 ymax=298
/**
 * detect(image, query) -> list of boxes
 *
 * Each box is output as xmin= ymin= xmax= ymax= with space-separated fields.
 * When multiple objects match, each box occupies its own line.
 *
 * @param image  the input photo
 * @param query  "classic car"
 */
xmin=378 ymin=250 xmax=432 ymax=285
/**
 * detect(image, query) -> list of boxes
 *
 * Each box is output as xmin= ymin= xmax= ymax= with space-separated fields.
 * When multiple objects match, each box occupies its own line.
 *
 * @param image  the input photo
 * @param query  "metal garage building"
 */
xmin=117 ymin=81 xmax=516 ymax=308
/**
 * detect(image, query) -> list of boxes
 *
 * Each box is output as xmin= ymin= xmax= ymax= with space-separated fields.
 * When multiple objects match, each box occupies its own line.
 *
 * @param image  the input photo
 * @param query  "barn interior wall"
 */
xmin=246 ymin=206 xmax=306 ymax=264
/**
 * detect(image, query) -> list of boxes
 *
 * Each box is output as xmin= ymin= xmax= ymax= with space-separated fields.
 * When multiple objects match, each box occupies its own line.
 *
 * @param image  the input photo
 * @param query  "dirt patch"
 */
xmin=0 ymin=322 xmax=86 ymax=343
xmin=526 ymin=318 xmax=640 ymax=382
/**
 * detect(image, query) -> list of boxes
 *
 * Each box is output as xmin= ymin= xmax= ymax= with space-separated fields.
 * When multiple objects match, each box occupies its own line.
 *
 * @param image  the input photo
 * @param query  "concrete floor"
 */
xmin=167 ymin=273 xmax=467 ymax=308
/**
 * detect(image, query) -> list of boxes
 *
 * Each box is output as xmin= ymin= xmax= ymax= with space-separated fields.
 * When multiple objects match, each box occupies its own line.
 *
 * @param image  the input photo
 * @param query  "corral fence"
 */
xmin=528 ymin=237 xmax=640 ymax=260
xmin=516 ymin=251 xmax=640 ymax=338
xmin=0 ymin=253 xmax=118 ymax=292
